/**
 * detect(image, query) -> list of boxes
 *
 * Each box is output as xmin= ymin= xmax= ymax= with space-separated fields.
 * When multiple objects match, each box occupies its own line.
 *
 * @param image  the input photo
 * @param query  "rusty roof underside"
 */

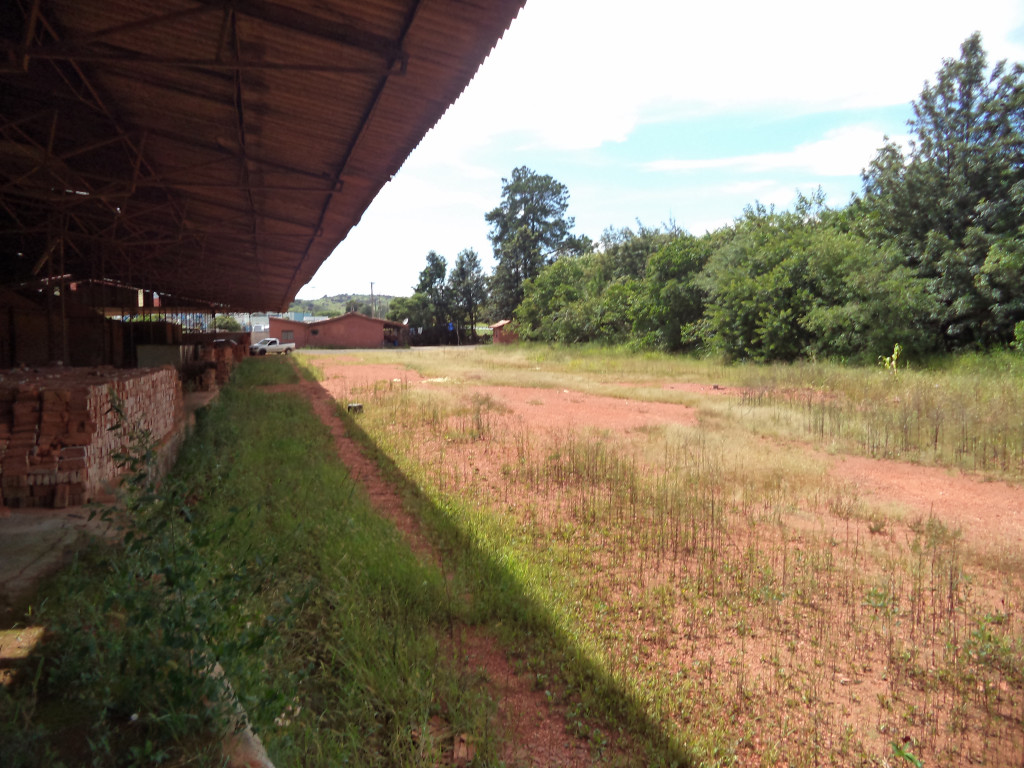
xmin=0 ymin=0 xmax=525 ymax=311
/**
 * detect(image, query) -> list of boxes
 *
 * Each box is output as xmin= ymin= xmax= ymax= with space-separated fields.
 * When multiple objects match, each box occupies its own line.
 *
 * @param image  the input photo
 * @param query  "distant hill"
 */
xmin=289 ymin=293 xmax=397 ymax=318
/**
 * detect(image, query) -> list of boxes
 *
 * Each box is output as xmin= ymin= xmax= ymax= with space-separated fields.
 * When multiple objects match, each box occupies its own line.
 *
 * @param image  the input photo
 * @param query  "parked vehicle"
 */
xmin=249 ymin=338 xmax=295 ymax=355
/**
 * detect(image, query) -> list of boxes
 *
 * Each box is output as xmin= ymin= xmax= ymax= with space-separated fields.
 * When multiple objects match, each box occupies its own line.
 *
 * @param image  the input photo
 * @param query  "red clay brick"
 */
xmin=1 ymin=367 xmax=183 ymax=507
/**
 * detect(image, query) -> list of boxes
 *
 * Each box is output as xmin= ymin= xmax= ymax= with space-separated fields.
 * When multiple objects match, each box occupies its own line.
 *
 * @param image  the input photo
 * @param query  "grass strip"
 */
xmin=2 ymin=358 xmax=494 ymax=767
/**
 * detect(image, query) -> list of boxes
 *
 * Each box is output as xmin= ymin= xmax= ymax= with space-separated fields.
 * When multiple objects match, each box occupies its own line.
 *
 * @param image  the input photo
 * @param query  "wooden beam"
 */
xmin=8 ymin=50 xmax=402 ymax=74
xmin=195 ymin=0 xmax=406 ymax=66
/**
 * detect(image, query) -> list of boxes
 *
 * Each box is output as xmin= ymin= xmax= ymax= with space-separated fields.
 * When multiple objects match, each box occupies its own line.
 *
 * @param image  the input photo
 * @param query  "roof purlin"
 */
xmin=0 ymin=0 xmax=527 ymax=311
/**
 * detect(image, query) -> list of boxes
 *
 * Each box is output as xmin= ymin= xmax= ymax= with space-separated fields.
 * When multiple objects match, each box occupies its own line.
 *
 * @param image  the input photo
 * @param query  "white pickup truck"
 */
xmin=249 ymin=338 xmax=295 ymax=355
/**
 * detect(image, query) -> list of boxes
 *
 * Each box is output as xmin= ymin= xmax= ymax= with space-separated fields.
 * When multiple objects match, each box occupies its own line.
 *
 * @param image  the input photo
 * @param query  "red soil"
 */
xmin=828 ymin=453 xmax=1024 ymax=556
xmin=295 ymin=355 xmax=1024 ymax=767
xmin=465 ymin=385 xmax=698 ymax=432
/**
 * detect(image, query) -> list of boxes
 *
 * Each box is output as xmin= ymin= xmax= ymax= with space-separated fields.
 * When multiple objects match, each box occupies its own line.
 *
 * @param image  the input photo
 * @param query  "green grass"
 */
xmin=338 ymin=409 xmax=696 ymax=767
xmin=176 ymin=377 xmax=487 ymax=766
xmin=230 ymin=354 xmax=303 ymax=386
xmin=2 ymin=356 xmax=694 ymax=766
xmin=10 ymin=347 xmax=1020 ymax=766
xmin=722 ymin=349 xmax=1024 ymax=477
xmin=1 ymin=358 xmax=489 ymax=766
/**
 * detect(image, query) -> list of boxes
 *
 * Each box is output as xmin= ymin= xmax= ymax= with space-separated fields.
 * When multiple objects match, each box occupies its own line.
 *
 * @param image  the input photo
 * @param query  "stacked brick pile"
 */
xmin=199 ymin=345 xmax=217 ymax=391
xmin=195 ymin=342 xmax=238 ymax=391
xmin=214 ymin=344 xmax=236 ymax=385
xmin=0 ymin=366 xmax=184 ymax=509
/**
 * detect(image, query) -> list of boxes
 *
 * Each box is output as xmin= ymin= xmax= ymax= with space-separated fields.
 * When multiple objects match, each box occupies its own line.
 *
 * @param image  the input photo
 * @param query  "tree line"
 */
xmin=386 ymin=165 xmax=588 ymax=344
xmin=392 ymin=34 xmax=1024 ymax=360
xmin=289 ymin=294 xmax=394 ymax=319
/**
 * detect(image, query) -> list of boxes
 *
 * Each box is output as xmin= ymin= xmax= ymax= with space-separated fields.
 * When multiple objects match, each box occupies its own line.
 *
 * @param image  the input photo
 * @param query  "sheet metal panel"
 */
xmin=0 ymin=0 xmax=526 ymax=311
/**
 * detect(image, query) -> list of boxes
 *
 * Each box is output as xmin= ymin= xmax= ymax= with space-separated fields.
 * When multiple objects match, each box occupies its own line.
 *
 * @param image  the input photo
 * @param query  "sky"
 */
xmin=297 ymin=0 xmax=1024 ymax=300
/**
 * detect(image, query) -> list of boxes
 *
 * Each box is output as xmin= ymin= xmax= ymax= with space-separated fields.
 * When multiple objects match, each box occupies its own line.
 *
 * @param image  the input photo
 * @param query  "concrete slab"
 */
xmin=184 ymin=390 xmax=219 ymax=412
xmin=0 ymin=508 xmax=121 ymax=623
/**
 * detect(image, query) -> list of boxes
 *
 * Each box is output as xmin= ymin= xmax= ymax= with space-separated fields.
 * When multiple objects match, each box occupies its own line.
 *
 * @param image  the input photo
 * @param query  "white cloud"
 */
xmin=435 ymin=0 xmax=1024 ymax=152
xmin=298 ymin=1 xmax=1024 ymax=298
xmin=687 ymin=216 xmax=736 ymax=235
xmin=718 ymin=180 xmax=786 ymax=198
xmin=645 ymin=125 xmax=909 ymax=178
xmin=302 ymin=163 xmax=498 ymax=297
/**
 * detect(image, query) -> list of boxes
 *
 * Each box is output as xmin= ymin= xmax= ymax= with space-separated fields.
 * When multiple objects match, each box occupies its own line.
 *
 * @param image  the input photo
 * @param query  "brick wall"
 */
xmin=1 ymin=301 xmax=125 ymax=369
xmin=0 ymin=367 xmax=184 ymax=509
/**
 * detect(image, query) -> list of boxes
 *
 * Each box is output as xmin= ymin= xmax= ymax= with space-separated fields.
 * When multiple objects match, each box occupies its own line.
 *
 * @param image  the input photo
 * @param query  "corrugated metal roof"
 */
xmin=0 ymin=0 xmax=526 ymax=311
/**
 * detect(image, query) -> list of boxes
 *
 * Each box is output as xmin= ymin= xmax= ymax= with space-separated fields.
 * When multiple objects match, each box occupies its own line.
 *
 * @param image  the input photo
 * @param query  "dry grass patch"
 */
xmin=311 ymin=347 xmax=1024 ymax=767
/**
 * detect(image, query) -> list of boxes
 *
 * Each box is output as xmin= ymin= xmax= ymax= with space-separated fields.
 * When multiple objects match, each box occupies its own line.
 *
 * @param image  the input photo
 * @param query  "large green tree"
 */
xmin=345 ymin=298 xmax=374 ymax=316
xmin=517 ymin=252 xmax=639 ymax=345
xmin=446 ymin=248 xmax=488 ymax=341
xmin=599 ymin=222 xmax=681 ymax=281
xmin=385 ymin=251 xmax=453 ymax=344
xmin=516 ymin=223 xmax=705 ymax=349
xmin=486 ymin=167 xmax=581 ymax=319
xmin=212 ymin=314 xmax=242 ymax=332
xmin=415 ymin=250 xmax=450 ymax=328
xmin=387 ymin=293 xmax=431 ymax=329
xmin=857 ymin=33 xmax=1024 ymax=347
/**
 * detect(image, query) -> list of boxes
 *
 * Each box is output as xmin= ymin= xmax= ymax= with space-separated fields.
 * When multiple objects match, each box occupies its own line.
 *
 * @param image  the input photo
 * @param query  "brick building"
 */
xmin=269 ymin=312 xmax=406 ymax=349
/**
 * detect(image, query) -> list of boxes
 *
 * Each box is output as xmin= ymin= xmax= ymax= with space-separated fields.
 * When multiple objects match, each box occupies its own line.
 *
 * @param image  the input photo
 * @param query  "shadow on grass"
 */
xmin=1 ymin=356 xmax=694 ymax=767
xmin=330 ymin=392 xmax=695 ymax=767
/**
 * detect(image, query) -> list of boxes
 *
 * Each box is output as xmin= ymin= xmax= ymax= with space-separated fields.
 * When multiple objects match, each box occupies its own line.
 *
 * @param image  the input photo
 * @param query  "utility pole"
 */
xmin=370 ymin=282 xmax=375 ymax=318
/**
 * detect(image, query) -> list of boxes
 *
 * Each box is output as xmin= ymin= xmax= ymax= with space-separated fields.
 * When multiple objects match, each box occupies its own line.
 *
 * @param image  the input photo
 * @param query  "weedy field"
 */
xmin=302 ymin=344 xmax=1024 ymax=767
xmin=2 ymin=360 xmax=509 ymax=767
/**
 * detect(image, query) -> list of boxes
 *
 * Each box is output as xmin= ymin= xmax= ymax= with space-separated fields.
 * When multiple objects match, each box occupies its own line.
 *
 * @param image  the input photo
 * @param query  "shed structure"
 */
xmin=0 ymin=1 xmax=523 ymax=506
xmin=0 ymin=0 xmax=527 ymax=315
xmin=490 ymin=319 xmax=517 ymax=344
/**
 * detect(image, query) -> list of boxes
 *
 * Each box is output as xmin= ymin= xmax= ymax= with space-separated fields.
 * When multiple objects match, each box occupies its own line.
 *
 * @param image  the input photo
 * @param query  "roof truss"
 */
xmin=0 ymin=0 xmax=526 ymax=311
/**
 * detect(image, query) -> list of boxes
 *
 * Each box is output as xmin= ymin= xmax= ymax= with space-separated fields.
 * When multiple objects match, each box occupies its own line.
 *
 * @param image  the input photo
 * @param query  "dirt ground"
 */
xmin=299 ymin=354 xmax=1024 ymax=766
xmin=7 ymin=354 xmax=1017 ymax=764
xmin=308 ymin=360 xmax=1023 ymax=564
xmin=272 ymin=374 xmax=595 ymax=767
xmin=828 ymin=453 xmax=1024 ymax=556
